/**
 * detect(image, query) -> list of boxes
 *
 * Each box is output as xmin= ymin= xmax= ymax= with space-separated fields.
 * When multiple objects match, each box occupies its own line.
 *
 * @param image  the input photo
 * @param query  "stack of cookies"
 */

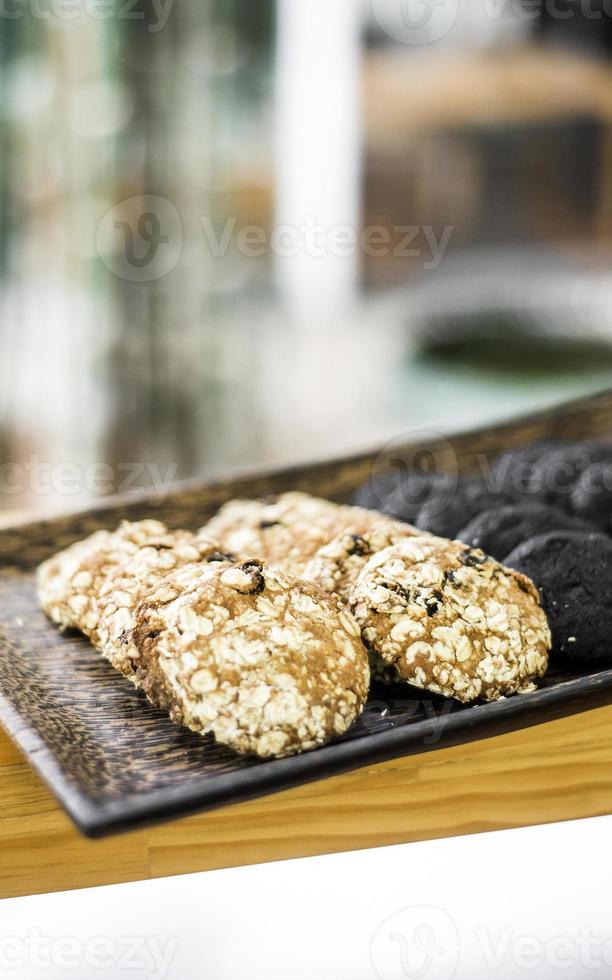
xmin=37 ymin=491 xmax=551 ymax=759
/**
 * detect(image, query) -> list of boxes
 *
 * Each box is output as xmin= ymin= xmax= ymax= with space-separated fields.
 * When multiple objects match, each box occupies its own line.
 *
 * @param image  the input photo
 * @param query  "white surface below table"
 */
xmin=1 ymin=815 xmax=611 ymax=980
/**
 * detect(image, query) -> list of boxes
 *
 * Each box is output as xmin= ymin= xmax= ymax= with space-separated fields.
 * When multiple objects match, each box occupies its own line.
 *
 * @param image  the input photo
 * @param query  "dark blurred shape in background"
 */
xmin=1 ymin=0 xmax=612 ymax=520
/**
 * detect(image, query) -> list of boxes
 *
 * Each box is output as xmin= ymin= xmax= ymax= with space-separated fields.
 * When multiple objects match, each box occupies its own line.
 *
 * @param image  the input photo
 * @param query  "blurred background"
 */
xmin=2 ymin=0 xmax=612 ymax=521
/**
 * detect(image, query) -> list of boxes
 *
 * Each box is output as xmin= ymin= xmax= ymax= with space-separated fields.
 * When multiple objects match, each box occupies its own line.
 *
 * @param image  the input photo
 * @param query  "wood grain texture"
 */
xmin=2 ymin=702 xmax=612 ymax=900
xmin=3 ymin=387 xmax=612 ymax=898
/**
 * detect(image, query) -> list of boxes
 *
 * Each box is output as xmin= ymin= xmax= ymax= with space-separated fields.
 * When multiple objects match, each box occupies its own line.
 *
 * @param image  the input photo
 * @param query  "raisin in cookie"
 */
xmin=132 ymin=558 xmax=370 ymax=758
xmin=37 ymin=520 xmax=178 ymax=638
xmin=302 ymin=519 xmax=424 ymax=601
xmin=350 ymin=537 xmax=550 ymax=703
xmin=505 ymin=530 xmax=612 ymax=668
xmin=202 ymin=491 xmax=395 ymax=576
xmin=94 ymin=535 xmax=232 ymax=680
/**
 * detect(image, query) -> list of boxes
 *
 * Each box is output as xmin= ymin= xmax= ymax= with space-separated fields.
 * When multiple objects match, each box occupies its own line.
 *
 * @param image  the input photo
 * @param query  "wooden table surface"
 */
xmin=2 ymin=701 xmax=612 ymax=900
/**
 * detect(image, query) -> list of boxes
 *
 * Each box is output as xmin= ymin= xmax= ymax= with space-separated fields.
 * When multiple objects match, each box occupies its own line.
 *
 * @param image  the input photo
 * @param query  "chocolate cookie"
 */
xmin=504 ymin=530 xmax=612 ymax=668
xmin=350 ymin=537 xmax=550 ymax=702
xmin=458 ymin=503 xmax=594 ymax=562
xmin=569 ymin=462 xmax=612 ymax=531
xmin=416 ymin=477 xmax=516 ymax=539
xmin=528 ymin=441 xmax=612 ymax=506
xmin=352 ymin=469 xmax=402 ymax=512
xmin=353 ymin=470 xmax=447 ymax=525
xmin=133 ymin=559 xmax=370 ymax=758
xmin=490 ymin=440 xmax=566 ymax=497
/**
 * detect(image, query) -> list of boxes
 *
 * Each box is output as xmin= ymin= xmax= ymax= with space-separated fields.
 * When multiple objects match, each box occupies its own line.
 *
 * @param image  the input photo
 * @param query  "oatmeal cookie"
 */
xmin=132 ymin=558 xmax=370 ymax=758
xmin=37 ymin=520 xmax=178 ymax=638
xmin=201 ymin=491 xmax=397 ymax=575
xmin=302 ymin=519 xmax=424 ymax=601
xmin=350 ymin=537 xmax=550 ymax=702
xmin=94 ymin=535 xmax=232 ymax=680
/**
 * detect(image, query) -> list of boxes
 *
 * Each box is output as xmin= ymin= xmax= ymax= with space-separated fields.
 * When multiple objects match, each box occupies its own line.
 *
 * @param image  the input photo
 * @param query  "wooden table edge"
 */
xmin=1 ymin=699 xmax=612 ymax=900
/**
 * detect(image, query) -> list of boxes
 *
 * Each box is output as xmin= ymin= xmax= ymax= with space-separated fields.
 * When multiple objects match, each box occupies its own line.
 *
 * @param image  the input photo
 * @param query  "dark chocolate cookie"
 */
xmin=416 ymin=477 xmax=516 ymax=539
xmin=458 ymin=503 xmax=595 ymax=562
xmin=352 ymin=470 xmax=400 ymax=512
xmin=528 ymin=441 xmax=612 ymax=506
xmin=504 ymin=530 xmax=612 ymax=668
xmin=490 ymin=439 xmax=567 ymax=497
xmin=353 ymin=470 xmax=448 ymax=525
xmin=569 ymin=462 xmax=612 ymax=531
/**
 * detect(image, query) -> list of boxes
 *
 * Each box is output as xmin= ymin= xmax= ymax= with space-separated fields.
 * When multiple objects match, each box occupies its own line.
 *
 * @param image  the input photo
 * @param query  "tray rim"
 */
xmin=2 ymin=662 xmax=612 ymax=837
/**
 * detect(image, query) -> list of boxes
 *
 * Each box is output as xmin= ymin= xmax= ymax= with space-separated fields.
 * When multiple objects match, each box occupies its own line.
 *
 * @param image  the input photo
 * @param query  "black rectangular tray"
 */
xmin=2 ymin=388 xmax=612 ymax=838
